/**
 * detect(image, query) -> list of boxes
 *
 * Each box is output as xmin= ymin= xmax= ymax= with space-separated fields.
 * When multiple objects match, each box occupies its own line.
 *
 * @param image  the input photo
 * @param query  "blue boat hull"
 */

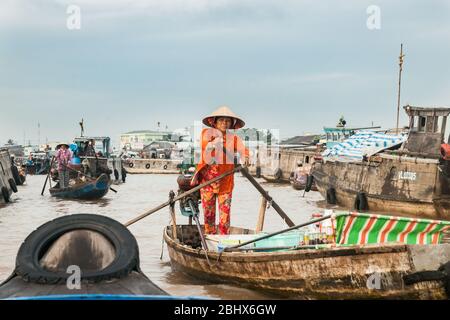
xmin=49 ymin=174 xmax=111 ymax=200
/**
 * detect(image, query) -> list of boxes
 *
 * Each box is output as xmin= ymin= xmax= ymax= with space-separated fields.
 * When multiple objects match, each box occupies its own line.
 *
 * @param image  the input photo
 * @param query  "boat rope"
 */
xmin=201 ymin=248 xmax=224 ymax=268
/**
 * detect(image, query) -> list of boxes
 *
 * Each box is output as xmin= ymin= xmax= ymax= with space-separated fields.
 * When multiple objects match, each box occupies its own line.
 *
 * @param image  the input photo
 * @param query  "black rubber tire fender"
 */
xmin=1 ymin=186 xmax=10 ymax=203
xmin=326 ymin=187 xmax=337 ymax=205
xmin=114 ymin=169 xmax=119 ymax=180
xmin=354 ymin=192 xmax=368 ymax=211
xmin=274 ymin=168 xmax=282 ymax=181
xmin=15 ymin=214 xmax=139 ymax=284
xmin=255 ymin=167 xmax=261 ymax=178
xmin=163 ymin=164 xmax=168 ymax=170
xmin=305 ymin=175 xmax=314 ymax=192
xmin=145 ymin=163 xmax=151 ymax=169
xmin=8 ymin=178 xmax=18 ymax=193
xmin=128 ymin=162 xmax=134 ymax=168
xmin=11 ymin=165 xmax=21 ymax=185
xmin=121 ymin=168 xmax=126 ymax=183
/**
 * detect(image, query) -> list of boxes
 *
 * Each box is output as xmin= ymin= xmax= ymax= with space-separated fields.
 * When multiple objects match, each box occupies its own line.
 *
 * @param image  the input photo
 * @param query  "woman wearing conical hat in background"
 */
xmin=191 ymin=106 xmax=250 ymax=235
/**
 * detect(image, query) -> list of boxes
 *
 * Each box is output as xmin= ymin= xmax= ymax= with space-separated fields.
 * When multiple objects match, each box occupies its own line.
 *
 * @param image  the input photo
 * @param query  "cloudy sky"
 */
xmin=1 ymin=0 xmax=449 ymax=147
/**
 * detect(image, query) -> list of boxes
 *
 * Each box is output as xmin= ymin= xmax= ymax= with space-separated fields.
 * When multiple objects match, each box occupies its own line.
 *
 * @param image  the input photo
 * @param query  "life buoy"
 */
xmin=354 ymin=192 xmax=368 ymax=211
xmin=326 ymin=187 xmax=337 ymax=205
xmin=145 ymin=163 xmax=151 ymax=169
xmin=8 ymin=178 xmax=18 ymax=193
xmin=274 ymin=168 xmax=282 ymax=181
xmin=1 ymin=187 xmax=10 ymax=203
xmin=128 ymin=162 xmax=134 ymax=168
xmin=305 ymin=175 xmax=314 ymax=192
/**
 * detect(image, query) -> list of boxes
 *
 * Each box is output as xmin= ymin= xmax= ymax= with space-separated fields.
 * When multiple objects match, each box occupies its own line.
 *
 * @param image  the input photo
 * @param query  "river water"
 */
xmin=0 ymin=173 xmax=324 ymax=299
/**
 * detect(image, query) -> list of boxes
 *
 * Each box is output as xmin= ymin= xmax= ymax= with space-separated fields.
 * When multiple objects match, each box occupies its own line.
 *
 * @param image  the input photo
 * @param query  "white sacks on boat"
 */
xmin=322 ymin=130 xmax=407 ymax=162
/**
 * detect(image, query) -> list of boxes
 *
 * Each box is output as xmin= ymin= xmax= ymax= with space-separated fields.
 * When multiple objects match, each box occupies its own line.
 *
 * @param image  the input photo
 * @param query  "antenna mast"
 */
xmin=396 ymin=43 xmax=405 ymax=134
xmin=79 ymin=118 xmax=84 ymax=137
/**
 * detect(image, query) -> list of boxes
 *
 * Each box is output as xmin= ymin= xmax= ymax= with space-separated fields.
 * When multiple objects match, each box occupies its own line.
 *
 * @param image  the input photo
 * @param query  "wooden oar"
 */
xmin=40 ymin=156 xmax=55 ymax=196
xmin=124 ymin=165 xmax=242 ymax=227
xmin=223 ymin=214 xmax=332 ymax=252
xmin=61 ymin=163 xmax=117 ymax=193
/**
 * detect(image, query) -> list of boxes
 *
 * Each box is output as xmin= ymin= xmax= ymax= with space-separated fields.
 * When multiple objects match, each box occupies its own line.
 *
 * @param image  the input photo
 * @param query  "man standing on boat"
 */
xmin=55 ymin=143 xmax=72 ymax=189
xmin=191 ymin=106 xmax=250 ymax=235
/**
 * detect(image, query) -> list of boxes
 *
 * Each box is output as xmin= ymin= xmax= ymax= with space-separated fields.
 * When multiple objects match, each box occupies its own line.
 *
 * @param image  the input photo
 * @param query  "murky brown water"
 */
xmin=0 ymin=173 xmax=324 ymax=299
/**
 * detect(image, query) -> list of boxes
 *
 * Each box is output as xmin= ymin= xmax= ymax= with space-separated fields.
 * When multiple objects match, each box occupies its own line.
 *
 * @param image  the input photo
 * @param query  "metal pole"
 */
xmin=396 ymin=43 xmax=405 ymax=134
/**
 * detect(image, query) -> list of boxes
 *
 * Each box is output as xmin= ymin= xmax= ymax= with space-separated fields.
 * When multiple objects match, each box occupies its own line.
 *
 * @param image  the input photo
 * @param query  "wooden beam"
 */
xmin=255 ymin=196 xmax=267 ymax=233
xmin=169 ymin=204 xmax=177 ymax=240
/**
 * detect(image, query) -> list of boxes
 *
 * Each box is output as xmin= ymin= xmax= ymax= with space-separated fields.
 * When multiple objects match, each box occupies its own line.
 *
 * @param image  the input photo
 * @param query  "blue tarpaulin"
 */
xmin=322 ymin=131 xmax=407 ymax=162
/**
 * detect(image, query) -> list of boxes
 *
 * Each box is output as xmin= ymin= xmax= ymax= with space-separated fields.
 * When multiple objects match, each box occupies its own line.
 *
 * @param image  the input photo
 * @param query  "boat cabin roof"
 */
xmin=404 ymin=105 xmax=450 ymax=117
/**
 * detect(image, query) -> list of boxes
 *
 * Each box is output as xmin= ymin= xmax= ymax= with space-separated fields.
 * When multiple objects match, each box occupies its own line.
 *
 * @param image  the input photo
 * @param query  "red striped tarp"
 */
xmin=334 ymin=212 xmax=450 ymax=245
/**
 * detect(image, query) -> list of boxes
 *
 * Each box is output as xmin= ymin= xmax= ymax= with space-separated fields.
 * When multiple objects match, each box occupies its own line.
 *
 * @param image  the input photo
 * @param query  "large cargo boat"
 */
xmin=0 ymin=148 xmax=18 ymax=203
xmin=312 ymin=105 xmax=450 ymax=220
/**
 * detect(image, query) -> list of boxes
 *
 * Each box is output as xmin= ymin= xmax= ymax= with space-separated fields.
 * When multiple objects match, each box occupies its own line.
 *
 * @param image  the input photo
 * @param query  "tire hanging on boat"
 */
xmin=8 ymin=178 xmax=18 ymax=193
xmin=403 ymin=261 xmax=450 ymax=296
xmin=354 ymin=192 xmax=368 ymax=211
xmin=163 ymin=164 xmax=168 ymax=170
xmin=145 ymin=163 xmax=151 ymax=169
xmin=11 ymin=165 xmax=21 ymax=185
xmin=1 ymin=187 xmax=10 ymax=202
xmin=326 ymin=187 xmax=337 ymax=205
xmin=305 ymin=175 xmax=314 ymax=192
xmin=255 ymin=166 xmax=261 ymax=178
xmin=274 ymin=168 xmax=282 ymax=181
xmin=15 ymin=214 xmax=139 ymax=284
xmin=121 ymin=168 xmax=126 ymax=183
xmin=114 ymin=169 xmax=119 ymax=180
xmin=128 ymin=162 xmax=134 ymax=168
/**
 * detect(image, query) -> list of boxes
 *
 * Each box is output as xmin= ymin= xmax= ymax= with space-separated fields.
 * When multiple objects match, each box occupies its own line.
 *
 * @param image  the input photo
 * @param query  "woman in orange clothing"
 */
xmin=191 ymin=106 xmax=250 ymax=235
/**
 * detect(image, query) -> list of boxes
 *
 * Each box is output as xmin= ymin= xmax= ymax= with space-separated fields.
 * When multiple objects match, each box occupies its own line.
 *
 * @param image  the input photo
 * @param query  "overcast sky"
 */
xmin=1 ymin=0 xmax=449 ymax=147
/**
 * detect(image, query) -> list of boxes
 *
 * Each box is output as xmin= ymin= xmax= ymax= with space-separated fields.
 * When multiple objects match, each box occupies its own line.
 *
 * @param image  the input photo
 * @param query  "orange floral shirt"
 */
xmin=193 ymin=128 xmax=249 ymax=194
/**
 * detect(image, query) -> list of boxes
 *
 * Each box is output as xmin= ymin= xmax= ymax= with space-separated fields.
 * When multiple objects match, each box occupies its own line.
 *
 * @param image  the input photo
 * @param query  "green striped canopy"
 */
xmin=334 ymin=212 xmax=450 ymax=245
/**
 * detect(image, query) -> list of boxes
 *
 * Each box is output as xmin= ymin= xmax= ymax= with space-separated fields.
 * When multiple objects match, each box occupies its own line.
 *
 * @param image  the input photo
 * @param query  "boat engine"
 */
xmin=176 ymin=173 xmax=201 ymax=217
xmin=176 ymin=171 xmax=210 ymax=251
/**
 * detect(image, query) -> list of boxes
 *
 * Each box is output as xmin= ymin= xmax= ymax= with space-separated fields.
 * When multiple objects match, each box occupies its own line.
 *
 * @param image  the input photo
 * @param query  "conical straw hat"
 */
xmin=202 ymin=105 xmax=245 ymax=129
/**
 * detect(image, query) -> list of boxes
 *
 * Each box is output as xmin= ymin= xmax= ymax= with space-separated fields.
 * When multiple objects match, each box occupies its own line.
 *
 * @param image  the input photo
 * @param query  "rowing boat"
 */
xmin=163 ymin=212 xmax=450 ymax=299
xmin=49 ymin=173 xmax=111 ymax=200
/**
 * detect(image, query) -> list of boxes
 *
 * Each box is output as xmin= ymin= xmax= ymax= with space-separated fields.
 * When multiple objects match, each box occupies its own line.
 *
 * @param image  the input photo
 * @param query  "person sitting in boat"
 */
xmin=83 ymin=139 xmax=96 ymax=157
xmin=55 ymin=143 xmax=72 ymax=189
xmin=191 ymin=106 xmax=250 ymax=235
xmin=293 ymin=161 xmax=308 ymax=184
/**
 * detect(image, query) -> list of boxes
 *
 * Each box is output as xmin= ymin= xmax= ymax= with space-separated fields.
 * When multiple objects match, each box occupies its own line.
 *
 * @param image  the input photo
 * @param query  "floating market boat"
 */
xmin=0 ymin=214 xmax=170 ymax=299
xmin=49 ymin=173 xmax=111 ymax=200
xmin=164 ymin=211 xmax=450 ymax=299
xmin=311 ymin=105 xmax=450 ymax=220
xmin=72 ymin=136 xmax=126 ymax=184
xmin=124 ymin=158 xmax=182 ymax=174
xmin=260 ymin=146 xmax=318 ymax=183
xmin=0 ymin=148 xmax=18 ymax=203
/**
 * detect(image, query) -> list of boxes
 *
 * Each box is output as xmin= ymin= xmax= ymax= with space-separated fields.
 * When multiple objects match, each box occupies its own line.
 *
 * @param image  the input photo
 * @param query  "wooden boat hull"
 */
xmin=164 ymin=225 xmax=449 ymax=299
xmin=312 ymin=155 xmax=450 ymax=220
xmin=49 ymin=174 xmax=111 ymax=200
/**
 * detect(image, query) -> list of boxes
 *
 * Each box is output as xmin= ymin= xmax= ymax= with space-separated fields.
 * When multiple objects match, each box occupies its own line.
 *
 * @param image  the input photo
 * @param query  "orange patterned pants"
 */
xmin=200 ymin=189 xmax=232 ymax=235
